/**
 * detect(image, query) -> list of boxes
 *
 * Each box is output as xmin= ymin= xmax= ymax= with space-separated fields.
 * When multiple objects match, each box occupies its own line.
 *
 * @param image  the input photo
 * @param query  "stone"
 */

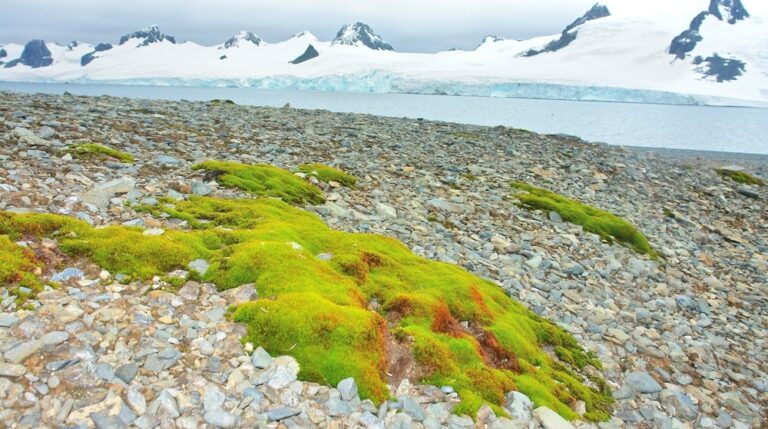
xmin=399 ymin=396 xmax=425 ymax=421
xmin=142 ymin=228 xmax=165 ymax=236
xmin=203 ymin=385 xmax=226 ymax=411
xmin=188 ymin=259 xmax=210 ymax=275
xmin=192 ymin=181 xmax=212 ymax=196
xmin=4 ymin=339 xmax=42 ymax=363
xmin=40 ymin=331 xmax=69 ymax=345
xmin=267 ymin=407 xmax=301 ymax=421
xmin=504 ymin=391 xmax=534 ymax=422
xmin=51 ymin=267 xmax=85 ymax=283
xmin=661 ymin=390 xmax=699 ymax=422
xmin=0 ymin=313 xmax=20 ymax=327
xmin=126 ymin=388 xmax=147 ymax=415
xmin=81 ymin=178 xmax=136 ymax=207
xmin=251 ymin=346 xmax=273 ymax=368
xmin=0 ymin=362 xmax=27 ymax=377
xmin=337 ymin=377 xmax=358 ymax=401
xmin=203 ymin=409 xmax=238 ymax=428
xmin=114 ymin=363 xmax=139 ymax=384
xmin=148 ymin=389 xmax=180 ymax=418
xmin=533 ymin=406 xmax=575 ymax=429
xmin=624 ymin=371 xmax=662 ymax=394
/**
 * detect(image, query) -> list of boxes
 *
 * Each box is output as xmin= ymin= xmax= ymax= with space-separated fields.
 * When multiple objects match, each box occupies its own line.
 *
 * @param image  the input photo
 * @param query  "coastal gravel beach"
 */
xmin=0 ymin=91 xmax=765 ymax=428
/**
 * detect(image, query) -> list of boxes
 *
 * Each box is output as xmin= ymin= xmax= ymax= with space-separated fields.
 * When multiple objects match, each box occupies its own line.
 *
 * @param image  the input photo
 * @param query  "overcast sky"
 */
xmin=0 ymin=0 xmax=765 ymax=52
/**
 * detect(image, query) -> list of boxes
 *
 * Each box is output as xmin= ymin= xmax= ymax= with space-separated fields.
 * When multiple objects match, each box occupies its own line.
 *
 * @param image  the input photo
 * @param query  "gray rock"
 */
xmin=399 ymin=396 xmax=425 ymax=421
xmin=266 ymin=407 xmax=301 ymax=421
xmin=81 ymin=178 xmax=136 ymax=207
xmin=251 ymin=347 xmax=273 ymax=368
xmin=533 ymin=406 xmax=575 ymax=429
xmin=327 ymin=397 xmax=353 ymax=416
xmin=624 ymin=371 xmax=662 ymax=394
xmin=0 ymin=313 xmax=20 ymax=327
xmin=0 ymin=362 xmax=27 ymax=377
xmin=661 ymin=390 xmax=699 ymax=421
xmin=203 ymin=385 xmax=226 ymax=411
xmin=337 ymin=377 xmax=358 ymax=401
xmin=90 ymin=412 xmax=128 ymax=429
xmin=4 ymin=339 xmax=42 ymax=363
xmin=51 ymin=267 xmax=85 ymax=283
xmin=126 ymin=388 xmax=147 ymax=415
xmin=549 ymin=211 xmax=563 ymax=223
xmin=96 ymin=362 xmax=115 ymax=380
xmin=40 ymin=331 xmax=69 ymax=345
xmin=203 ymin=409 xmax=238 ymax=428
xmin=191 ymin=181 xmax=212 ymax=196
xmin=153 ymin=155 xmax=181 ymax=168
xmin=188 ymin=259 xmax=210 ymax=275
xmin=504 ymin=391 xmax=533 ymax=422
xmin=149 ymin=389 xmax=179 ymax=418
xmin=114 ymin=363 xmax=139 ymax=384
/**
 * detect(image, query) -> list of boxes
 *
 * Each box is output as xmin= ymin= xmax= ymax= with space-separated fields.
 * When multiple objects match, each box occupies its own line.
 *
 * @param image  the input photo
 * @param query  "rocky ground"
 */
xmin=0 ymin=91 xmax=766 ymax=429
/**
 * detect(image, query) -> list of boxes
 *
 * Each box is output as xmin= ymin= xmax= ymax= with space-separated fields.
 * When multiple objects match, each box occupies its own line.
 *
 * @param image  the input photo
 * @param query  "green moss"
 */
xmin=298 ymin=163 xmax=357 ymax=188
xmin=0 ymin=170 xmax=612 ymax=420
xmin=0 ymin=235 xmax=43 ymax=303
xmin=716 ymin=169 xmax=765 ymax=186
xmin=193 ymin=161 xmax=325 ymax=205
xmin=66 ymin=143 xmax=134 ymax=163
xmin=210 ymin=99 xmax=236 ymax=105
xmin=512 ymin=182 xmax=657 ymax=259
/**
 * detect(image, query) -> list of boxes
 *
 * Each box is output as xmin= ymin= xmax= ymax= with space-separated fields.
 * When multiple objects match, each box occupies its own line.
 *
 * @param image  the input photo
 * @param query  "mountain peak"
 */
xmin=223 ymin=31 xmax=263 ymax=49
xmin=4 ymin=40 xmax=53 ymax=69
xmin=475 ymin=35 xmax=505 ymax=50
xmin=331 ymin=22 xmax=393 ymax=51
xmin=119 ymin=25 xmax=176 ymax=47
xmin=564 ymin=3 xmax=611 ymax=33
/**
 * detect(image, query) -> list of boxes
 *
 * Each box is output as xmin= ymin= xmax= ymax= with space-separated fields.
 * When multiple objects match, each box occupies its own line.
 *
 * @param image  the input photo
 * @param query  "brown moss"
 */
xmin=432 ymin=304 xmax=464 ymax=337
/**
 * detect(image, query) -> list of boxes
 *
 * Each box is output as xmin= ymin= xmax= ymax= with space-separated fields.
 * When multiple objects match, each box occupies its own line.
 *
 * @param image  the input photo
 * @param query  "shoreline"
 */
xmin=1 ymin=83 xmax=767 ymax=156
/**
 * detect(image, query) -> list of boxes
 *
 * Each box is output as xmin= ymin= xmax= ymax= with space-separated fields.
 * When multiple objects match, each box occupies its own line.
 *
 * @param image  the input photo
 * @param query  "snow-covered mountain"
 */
xmin=1 ymin=3 xmax=766 ymax=106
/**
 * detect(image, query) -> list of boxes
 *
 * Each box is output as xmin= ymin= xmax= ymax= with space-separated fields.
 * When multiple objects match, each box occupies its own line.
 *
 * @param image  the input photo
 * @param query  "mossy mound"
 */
xmin=193 ymin=161 xmax=325 ymax=205
xmin=298 ymin=163 xmax=357 ymax=188
xmin=716 ymin=169 xmax=765 ymax=186
xmin=66 ymin=143 xmax=134 ymax=163
xmin=512 ymin=182 xmax=657 ymax=259
xmin=0 ymin=235 xmax=43 ymax=304
xmin=0 ymin=195 xmax=612 ymax=420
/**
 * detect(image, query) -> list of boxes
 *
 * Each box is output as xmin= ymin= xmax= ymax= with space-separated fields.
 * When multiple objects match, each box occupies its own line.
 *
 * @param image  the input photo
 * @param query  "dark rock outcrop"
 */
xmin=290 ymin=45 xmax=319 ymax=64
xmin=524 ymin=3 xmax=609 ymax=57
xmin=119 ymin=25 xmax=176 ymax=47
xmin=669 ymin=12 xmax=708 ymax=60
xmin=331 ymin=22 xmax=393 ymax=51
xmin=4 ymin=40 xmax=53 ymax=69
xmin=669 ymin=0 xmax=749 ymax=60
xmin=0 ymin=48 xmax=6 ymax=59
xmin=564 ymin=3 xmax=611 ymax=33
xmin=709 ymin=0 xmax=750 ymax=24
xmin=693 ymin=54 xmax=746 ymax=82
xmin=80 ymin=43 xmax=113 ymax=66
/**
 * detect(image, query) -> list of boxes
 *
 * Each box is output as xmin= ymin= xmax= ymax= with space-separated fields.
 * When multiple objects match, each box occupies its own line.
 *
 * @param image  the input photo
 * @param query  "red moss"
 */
xmin=431 ymin=303 xmax=464 ymax=337
xmin=477 ymin=329 xmax=520 ymax=372
xmin=470 ymin=286 xmax=493 ymax=322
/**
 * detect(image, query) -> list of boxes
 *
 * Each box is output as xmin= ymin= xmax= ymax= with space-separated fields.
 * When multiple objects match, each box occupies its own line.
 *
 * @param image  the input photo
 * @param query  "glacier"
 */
xmin=12 ymin=72 xmax=708 ymax=106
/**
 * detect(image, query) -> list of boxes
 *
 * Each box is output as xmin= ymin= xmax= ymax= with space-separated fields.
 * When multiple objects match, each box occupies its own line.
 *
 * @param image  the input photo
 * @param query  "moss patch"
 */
xmin=716 ymin=169 xmax=765 ymax=186
xmin=0 ymin=235 xmax=44 ymax=304
xmin=512 ymin=182 xmax=657 ymax=259
xmin=0 ymin=193 xmax=612 ymax=420
xmin=66 ymin=143 xmax=134 ymax=163
xmin=193 ymin=161 xmax=325 ymax=205
xmin=298 ymin=163 xmax=357 ymax=188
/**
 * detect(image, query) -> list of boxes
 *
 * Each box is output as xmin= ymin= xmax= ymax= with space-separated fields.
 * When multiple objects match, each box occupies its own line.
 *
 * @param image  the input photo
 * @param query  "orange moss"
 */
xmin=432 ymin=304 xmax=464 ymax=337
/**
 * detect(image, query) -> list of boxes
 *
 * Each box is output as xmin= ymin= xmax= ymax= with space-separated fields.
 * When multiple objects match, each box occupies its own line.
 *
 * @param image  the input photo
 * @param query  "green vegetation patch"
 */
xmin=66 ymin=143 xmax=135 ymax=163
xmin=193 ymin=161 xmax=325 ymax=205
xmin=298 ymin=163 xmax=357 ymax=188
xmin=0 ymin=235 xmax=43 ymax=304
xmin=716 ymin=169 xmax=765 ymax=186
xmin=512 ymin=182 xmax=657 ymax=259
xmin=0 ymin=192 xmax=612 ymax=420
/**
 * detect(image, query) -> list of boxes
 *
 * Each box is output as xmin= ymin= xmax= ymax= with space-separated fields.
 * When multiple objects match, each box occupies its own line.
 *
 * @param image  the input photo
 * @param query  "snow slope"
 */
xmin=1 ymin=3 xmax=766 ymax=106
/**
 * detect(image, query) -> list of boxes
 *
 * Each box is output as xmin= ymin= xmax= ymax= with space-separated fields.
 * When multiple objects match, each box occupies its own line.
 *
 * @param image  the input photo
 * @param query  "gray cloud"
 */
xmin=0 ymin=0 xmax=598 ymax=52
